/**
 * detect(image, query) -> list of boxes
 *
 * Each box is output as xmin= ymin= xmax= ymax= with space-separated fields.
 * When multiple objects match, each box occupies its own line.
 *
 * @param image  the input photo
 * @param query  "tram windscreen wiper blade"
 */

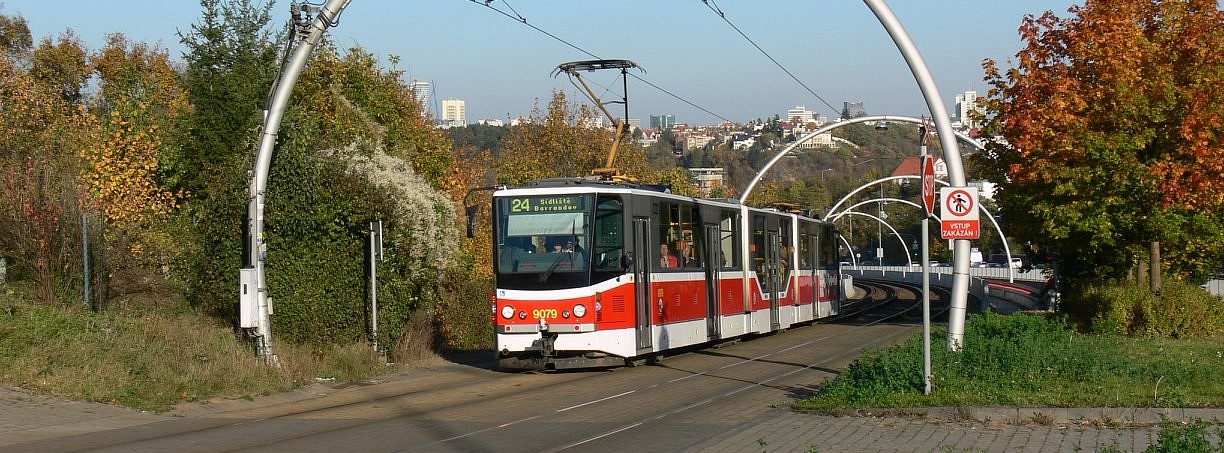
xmin=539 ymin=252 xmax=573 ymax=283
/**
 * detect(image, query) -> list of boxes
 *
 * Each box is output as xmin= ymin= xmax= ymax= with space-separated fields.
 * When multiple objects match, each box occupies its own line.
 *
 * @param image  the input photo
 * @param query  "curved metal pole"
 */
xmin=837 ymin=211 xmax=912 ymax=266
xmin=865 ymin=0 xmax=971 ymax=351
xmin=829 ymin=197 xmax=922 ymax=222
xmin=823 ymin=175 xmax=921 ymax=221
xmin=244 ymin=0 xmax=352 ymax=364
xmin=837 ymin=234 xmax=857 ymax=267
xmin=828 ymin=198 xmax=920 ymax=268
xmin=740 ymin=114 xmax=983 ymax=203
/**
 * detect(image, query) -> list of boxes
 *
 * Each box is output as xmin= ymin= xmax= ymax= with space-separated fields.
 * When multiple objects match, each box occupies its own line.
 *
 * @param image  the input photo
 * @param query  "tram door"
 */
xmin=703 ymin=224 xmax=721 ymax=339
xmin=766 ymin=231 xmax=782 ymax=330
xmin=808 ymin=234 xmax=822 ymax=317
xmin=632 ymin=217 xmax=652 ymax=351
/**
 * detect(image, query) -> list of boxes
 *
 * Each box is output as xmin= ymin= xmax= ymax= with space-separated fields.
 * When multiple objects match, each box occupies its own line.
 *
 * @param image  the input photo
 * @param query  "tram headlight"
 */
xmin=573 ymin=304 xmax=587 ymax=318
xmin=500 ymin=305 xmax=515 ymax=319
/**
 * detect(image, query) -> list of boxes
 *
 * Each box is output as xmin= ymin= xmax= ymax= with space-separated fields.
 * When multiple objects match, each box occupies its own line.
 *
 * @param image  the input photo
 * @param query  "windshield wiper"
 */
xmin=538 ymin=252 xmax=573 ymax=283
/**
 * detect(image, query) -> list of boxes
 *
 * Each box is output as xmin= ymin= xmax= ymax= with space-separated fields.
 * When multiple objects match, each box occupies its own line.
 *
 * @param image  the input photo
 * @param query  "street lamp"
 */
xmin=820 ymin=168 xmax=834 ymax=182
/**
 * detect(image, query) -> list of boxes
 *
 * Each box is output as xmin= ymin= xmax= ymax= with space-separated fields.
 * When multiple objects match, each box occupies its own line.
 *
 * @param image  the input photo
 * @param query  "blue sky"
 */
xmin=7 ymin=1 xmax=1078 ymax=125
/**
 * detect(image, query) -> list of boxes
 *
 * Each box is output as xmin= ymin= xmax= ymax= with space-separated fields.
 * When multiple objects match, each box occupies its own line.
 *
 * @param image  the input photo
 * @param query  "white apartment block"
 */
xmin=411 ymin=80 xmax=432 ymax=116
xmin=441 ymin=99 xmax=466 ymax=127
xmin=786 ymin=105 xmax=815 ymax=124
xmin=954 ymin=91 xmax=982 ymax=129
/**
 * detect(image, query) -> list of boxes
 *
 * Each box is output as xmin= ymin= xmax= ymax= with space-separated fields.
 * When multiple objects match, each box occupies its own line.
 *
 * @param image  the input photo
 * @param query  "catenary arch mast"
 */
xmin=242 ymin=0 xmax=353 ymax=364
xmin=863 ymin=0 xmax=971 ymax=350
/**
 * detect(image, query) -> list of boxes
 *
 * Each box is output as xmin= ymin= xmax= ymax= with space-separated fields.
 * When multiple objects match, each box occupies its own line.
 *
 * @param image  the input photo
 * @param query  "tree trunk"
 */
xmin=1137 ymin=259 xmax=1148 ymax=285
xmin=1150 ymin=241 xmax=1161 ymax=294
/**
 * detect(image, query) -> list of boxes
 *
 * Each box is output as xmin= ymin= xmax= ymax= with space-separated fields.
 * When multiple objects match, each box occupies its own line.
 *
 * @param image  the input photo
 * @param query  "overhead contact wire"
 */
xmin=468 ymin=0 xmax=734 ymax=124
xmin=701 ymin=0 xmax=840 ymax=116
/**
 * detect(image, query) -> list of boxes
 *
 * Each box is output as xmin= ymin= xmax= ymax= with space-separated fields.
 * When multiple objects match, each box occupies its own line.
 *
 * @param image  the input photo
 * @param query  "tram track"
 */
xmin=12 ymin=283 xmax=933 ymax=453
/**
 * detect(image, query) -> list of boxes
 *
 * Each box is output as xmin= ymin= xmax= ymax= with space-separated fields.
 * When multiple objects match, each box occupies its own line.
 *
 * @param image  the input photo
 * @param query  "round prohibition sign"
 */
xmin=945 ymin=189 xmax=974 ymax=216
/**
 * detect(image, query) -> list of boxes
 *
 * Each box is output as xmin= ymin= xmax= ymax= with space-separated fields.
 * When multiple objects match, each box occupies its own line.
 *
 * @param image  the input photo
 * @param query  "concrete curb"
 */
xmin=805 ymin=406 xmax=1224 ymax=427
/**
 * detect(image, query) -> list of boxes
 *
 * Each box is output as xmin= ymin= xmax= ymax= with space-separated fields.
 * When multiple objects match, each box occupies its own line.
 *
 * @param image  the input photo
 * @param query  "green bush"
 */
xmin=1081 ymin=280 xmax=1224 ymax=338
xmin=434 ymin=270 xmax=494 ymax=351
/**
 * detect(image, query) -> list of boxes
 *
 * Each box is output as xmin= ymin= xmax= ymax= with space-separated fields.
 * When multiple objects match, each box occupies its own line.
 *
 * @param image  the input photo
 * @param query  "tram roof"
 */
xmin=494 ymin=177 xmax=743 ymax=208
xmin=494 ymin=178 xmax=828 ymax=221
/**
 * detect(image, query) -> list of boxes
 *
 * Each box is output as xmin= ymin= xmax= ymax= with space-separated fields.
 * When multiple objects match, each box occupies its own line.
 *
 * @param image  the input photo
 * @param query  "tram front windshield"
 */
xmin=496 ymin=195 xmax=592 ymax=290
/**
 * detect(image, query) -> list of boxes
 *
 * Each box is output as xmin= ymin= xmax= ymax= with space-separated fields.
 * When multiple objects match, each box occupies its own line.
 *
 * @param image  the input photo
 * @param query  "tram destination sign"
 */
xmin=508 ymin=195 xmax=587 ymax=214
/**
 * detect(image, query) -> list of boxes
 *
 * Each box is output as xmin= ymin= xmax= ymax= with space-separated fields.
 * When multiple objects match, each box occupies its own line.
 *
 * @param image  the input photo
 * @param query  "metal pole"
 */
xmin=243 ymin=0 xmax=351 ymax=365
xmin=370 ymin=222 xmax=379 ymax=353
xmin=921 ymin=145 xmax=932 ymax=395
xmin=877 ymin=185 xmax=884 ymax=263
xmin=82 ymin=212 xmax=91 ymax=309
xmin=864 ymin=0 xmax=970 ymax=351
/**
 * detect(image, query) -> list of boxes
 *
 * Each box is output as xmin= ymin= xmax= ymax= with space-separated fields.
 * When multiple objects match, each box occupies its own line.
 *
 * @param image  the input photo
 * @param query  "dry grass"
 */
xmin=0 ymin=286 xmax=386 ymax=412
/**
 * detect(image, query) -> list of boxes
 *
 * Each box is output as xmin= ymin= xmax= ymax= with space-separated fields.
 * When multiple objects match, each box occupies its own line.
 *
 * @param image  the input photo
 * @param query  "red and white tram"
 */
xmin=492 ymin=178 xmax=843 ymax=369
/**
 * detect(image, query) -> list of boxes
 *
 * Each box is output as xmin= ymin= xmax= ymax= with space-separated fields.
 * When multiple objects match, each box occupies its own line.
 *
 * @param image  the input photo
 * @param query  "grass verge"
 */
xmin=796 ymin=312 xmax=1224 ymax=410
xmin=0 ymin=287 xmax=388 ymax=412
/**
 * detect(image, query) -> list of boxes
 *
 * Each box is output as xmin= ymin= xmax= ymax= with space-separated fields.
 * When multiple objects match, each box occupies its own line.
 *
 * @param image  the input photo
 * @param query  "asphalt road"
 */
xmin=6 ymin=318 xmax=918 ymax=453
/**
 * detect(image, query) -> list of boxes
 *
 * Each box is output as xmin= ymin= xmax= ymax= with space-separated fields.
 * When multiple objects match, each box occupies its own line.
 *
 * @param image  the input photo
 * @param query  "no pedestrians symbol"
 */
xmin=940 ymin=187 xmax=980 ymax=240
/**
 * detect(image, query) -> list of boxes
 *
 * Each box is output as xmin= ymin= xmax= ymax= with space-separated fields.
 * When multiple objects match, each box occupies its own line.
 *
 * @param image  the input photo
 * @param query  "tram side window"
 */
xmin=751 ymin=214 xmax=766 ymax=274
xmin=720 ymin=211 xmax=738 ymax=270
xmin=818 ymin=224 xmax=837 ymax=270
xmin=678 ymin=204 xmax=701 ymax=269
xmin=592 ymin=196 xmax=624 ymax=275
xmin=656 ymin=201 xmax=701 ymax=270
xmin=655 ymin=203 xmax=678 ymax=270
xmin=780 ymin=217 xmax=794 ymax=275
xmin=799 ymin=226 xmax=812 ymax=271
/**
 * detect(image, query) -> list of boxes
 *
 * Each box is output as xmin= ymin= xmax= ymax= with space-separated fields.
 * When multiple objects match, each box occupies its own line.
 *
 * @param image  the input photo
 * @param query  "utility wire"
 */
xmin=701 ymin=0 xmax=841 ymax=116
xmin=468 ymin=0 xmax=734 ymax=124
xmin=628 ymin=74 xmax=732 ymax=123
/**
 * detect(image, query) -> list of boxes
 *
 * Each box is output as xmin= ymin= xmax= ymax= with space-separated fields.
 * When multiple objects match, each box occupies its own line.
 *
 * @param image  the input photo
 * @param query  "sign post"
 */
xmin=918 ymin=127 xmax=934 ymax=396
xmin=940 ymin=187 xmax=980 ymax=240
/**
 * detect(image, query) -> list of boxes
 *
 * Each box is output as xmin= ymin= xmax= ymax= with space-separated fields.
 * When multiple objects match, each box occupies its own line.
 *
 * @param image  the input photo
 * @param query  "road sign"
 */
xmin=921 ymin=156 xmax=936 ymax=215
xmin=940 ymin=187 xmax=980 ymax=239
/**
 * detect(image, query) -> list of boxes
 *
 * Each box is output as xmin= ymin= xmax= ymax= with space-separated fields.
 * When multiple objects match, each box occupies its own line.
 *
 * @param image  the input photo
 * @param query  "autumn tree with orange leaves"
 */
xmin=977 ymin=0 xmax=1224 ymax=284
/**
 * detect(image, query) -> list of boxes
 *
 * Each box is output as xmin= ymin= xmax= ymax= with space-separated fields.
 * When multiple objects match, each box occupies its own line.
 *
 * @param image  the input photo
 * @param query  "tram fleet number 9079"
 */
xmin=490 ymin=178 xmax=844 ymax=370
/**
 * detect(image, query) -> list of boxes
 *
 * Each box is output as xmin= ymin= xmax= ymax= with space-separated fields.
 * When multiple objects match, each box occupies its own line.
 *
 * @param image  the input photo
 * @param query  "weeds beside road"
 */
xmin=0 ymin=287 xmax=386 ymax=412
xmin=798 ymin=312 xmax=1224 ymax=410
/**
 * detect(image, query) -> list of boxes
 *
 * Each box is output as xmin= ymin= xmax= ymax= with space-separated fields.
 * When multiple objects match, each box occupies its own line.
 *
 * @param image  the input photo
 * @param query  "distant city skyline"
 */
xmin=7 ymin=1 xmax=1078 ymax=124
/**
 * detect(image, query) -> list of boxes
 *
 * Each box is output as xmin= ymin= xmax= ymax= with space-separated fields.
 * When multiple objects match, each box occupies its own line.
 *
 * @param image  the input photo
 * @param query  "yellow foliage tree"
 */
xmin=83 ymin=35 xmax=187 ymax=238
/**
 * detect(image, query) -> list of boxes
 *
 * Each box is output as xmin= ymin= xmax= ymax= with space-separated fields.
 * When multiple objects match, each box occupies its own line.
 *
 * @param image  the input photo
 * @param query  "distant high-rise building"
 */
xmin=954 ymin=91 xmax=981 ymax=129
xmin=649 ymin=114 xmax=675 ymax=129
xmin=441 ymin=99 xmax=466 ymax=127
xmin=626 ymin=118 xmax=641 ymax=132
xmin=410 ymin=80 xmax=432 ymax=117
xmin=787 ymin=105 xmax=815 ymax=124
xmin=841 ymin=101 xmax=866 ymax=119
